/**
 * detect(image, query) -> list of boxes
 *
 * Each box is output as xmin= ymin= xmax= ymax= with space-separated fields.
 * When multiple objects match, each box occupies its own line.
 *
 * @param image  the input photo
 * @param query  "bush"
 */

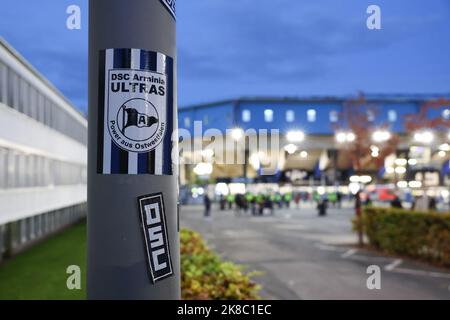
xmin=357 ymin=207 xmax=450 ymax=266
xmin=180 ymin=229 xmax=261 ymax=300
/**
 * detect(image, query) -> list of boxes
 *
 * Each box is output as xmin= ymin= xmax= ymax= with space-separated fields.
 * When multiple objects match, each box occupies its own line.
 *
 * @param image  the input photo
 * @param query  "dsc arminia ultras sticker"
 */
xmin=138 ymin=193 xmax=173 ymax=283
xmin=97 ymin=48 xmax=174 ymax=175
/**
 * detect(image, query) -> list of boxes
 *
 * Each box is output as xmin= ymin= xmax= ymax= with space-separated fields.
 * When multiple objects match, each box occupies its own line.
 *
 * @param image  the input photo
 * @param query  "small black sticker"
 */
xmin=138 ymin=192 xmax=173 ymax=283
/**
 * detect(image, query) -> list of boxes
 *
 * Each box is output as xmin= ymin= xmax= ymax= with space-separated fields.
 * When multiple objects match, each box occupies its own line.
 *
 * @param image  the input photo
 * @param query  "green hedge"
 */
xmin=180 ymin=229 xmax=261 ymax=300
xmin=356 ymin=207 xmax=450 ymax=266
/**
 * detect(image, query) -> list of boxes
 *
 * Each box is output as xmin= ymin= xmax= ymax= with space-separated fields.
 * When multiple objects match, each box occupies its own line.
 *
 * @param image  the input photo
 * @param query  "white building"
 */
xmin=0 ymin=37 xmax=87 ymax=260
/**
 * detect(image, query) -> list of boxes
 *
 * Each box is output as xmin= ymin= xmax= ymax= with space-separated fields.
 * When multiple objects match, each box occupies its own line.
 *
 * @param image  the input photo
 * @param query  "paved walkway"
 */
xmin=180 ymin=204 xmax=450 ymax=300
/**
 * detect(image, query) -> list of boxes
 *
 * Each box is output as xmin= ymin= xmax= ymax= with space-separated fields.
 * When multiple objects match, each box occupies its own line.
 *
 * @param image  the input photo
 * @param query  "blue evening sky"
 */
xmin=0 ymin=0 xmax=449 ymax=114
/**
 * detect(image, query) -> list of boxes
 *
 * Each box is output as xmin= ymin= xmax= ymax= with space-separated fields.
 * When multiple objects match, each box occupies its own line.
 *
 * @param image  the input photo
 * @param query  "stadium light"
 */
xmin=360 ymin=175 xmax=372 ymax=184
xmin=397 ymin=181 xmax=408 ymax=188
xmin=408 ymin=181 xmax=422 ymax=188
xmin=394 ymin=158 xmax=407 ymax=166
xmin=335 ymin=131 xmax=355 ymax=143
xmin=284 ymin=144 xmax=298 ymax=155
xmin=395 ymin=166 xmax=406 ymax=174
xmin=346 ymin=132 xmax=356 ymax=142
xmin=372 ymin=130 xmax=391 ymax=143
xmin=286 ymin=130 xmax=305 ymax=143
xmin=193 ymin=162 xmax=213 ymax=175
xmin=414 ymin=130 xmax=434 ymax=144
xmin=231 ymin=128 xmax=244 ymax=141
xmin=385 ymin=167 xmax=395 ymax=174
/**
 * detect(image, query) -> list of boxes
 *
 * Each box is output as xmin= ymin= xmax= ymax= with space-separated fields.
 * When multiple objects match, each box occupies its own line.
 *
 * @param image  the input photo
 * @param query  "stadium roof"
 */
xmin=180 ymin=94 xmax=450 ymax=111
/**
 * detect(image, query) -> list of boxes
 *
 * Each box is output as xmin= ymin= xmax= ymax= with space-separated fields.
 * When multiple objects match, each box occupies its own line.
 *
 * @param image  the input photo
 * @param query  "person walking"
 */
xmin=336 ymin=191 xmax=342 ymax=209
xmin=391 ymin=195 xmax=403 ymax=209
xmin=204 ymin=194 xmax=211 ymax=218
xmin=294 ymin=192 xmax=301 ymax=208
xmin=355 ymin=190 xmax=363 ymax=245
xmin=428 ymin=197 xmax=437 ymax=211
xmin=226 ymin=193 xmax=234 ymax=210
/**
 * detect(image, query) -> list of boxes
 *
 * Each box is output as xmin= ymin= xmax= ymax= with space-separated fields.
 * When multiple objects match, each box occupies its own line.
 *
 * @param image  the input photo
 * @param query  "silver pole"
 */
xmin=87 ymin=0 xmax=179 ymax=299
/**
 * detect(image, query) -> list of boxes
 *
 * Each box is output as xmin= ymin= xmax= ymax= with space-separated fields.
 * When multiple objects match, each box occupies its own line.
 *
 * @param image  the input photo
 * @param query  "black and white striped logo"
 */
xmin=97 ymin=49 xmax=174 ymax=175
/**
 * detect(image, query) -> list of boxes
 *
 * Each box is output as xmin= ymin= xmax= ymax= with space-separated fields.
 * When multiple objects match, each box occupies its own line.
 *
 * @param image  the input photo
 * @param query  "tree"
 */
xmin=403 ymin=98 xmax=450 ymax=134
xmin=335 ymin=93 xmax=399 ymax=173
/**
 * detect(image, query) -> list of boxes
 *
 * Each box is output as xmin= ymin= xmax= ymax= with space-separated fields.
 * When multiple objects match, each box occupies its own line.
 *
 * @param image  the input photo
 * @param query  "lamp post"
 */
xmin=87 ymin=0 xmax=179 ymax=299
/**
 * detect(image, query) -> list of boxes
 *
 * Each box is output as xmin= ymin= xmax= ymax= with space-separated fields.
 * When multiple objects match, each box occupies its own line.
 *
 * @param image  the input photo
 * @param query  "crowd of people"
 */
xmin=202 ymin=187 xmax=446 ymax=218
xmin=204 ymin=191 xmax=346 ymax=217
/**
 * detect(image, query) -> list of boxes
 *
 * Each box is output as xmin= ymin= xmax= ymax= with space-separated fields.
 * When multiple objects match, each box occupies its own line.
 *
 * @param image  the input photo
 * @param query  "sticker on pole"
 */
xmin=97 ymin=48 xmax=174 ymax=175
xmin=138 ymin=192 xmax=173 ymax=283
xmin=160 ymin=0 xmax=176 ymax=20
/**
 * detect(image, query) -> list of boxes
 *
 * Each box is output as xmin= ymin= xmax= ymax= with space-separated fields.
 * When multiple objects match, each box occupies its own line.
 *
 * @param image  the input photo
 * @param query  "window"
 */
xmin=18 ymin=77 xmax=26 ymax=114
xmin=286 ymin=110 xmax=295 ymax=122
xmin=367 ymin=110 xmax=375 ymax=122
xmin=37 ymin=93 xmax=44 ymax=123
xmin=264 ymin=109 xmax=273 ymax=122
xmin=0 ymin=62 xmax=6 ymax=104
xmin=442 ymin=109 xmax=450 ymax=120
xmin=7 ymin=68 xmax=16 ymax=109
xmin=329 ymin=110 xmax=338 ymax=123
xmin=242 ymin=109 xmax=251 ymax=122
xmin=29 ymin=86 xmax=37 ymax=120
xmin=184 ymin=116 xmax=191 ymax=128
xmin=0 ymin=148 xmax=6 ymax=189
xmin=7 ymin=150 xmax=16 ymax=188
xmin=307 ymin=109 xmax=316 ymax=122
xmin=388 ymin=110 xmax=397 ymax=122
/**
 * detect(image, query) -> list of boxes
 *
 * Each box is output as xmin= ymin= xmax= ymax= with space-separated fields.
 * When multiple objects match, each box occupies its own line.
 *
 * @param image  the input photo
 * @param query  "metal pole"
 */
xmin=87 ymin=0 xmax=179 ymax=299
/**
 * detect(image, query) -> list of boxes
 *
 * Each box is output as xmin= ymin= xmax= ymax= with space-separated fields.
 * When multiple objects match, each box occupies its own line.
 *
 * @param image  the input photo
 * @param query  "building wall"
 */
xmin=179 ymin=98 xmax=448 ymax=135
xmin=0 ymin=39 xmax=87 ymax=259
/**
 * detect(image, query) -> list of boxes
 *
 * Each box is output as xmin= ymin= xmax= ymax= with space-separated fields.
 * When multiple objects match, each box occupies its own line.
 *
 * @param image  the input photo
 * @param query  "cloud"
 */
xmin=1 ymin=0 xmax=449 ymax=110
xmin=177 ymin=0 xmax=450 ymax=105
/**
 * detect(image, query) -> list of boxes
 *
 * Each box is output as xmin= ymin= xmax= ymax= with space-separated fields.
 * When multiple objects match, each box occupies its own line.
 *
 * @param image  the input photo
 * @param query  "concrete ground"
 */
xmin=180 ymin=204 xmax=450 ymax=300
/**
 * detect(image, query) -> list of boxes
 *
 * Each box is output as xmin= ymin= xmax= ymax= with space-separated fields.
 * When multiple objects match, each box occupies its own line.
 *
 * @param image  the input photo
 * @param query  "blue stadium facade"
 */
xmin=179 ymin=95 xmax=450 ymax=136
xmin=178 ymin=95 xmax=450 ymax=187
